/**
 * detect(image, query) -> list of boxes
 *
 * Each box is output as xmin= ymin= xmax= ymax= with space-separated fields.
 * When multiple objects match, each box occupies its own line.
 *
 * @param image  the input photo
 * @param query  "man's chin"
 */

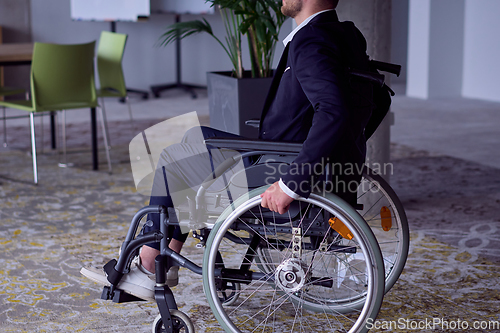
xmin=281 ymin=7 xmax=294 ymax=18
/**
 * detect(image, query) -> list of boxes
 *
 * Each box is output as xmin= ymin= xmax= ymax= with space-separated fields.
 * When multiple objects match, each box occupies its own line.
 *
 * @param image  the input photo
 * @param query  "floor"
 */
xmin=0 ymin=87 xmax=499 ymax=332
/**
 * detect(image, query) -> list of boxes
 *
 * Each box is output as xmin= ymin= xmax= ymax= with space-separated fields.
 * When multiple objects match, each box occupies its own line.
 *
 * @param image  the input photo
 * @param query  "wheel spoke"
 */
xmin=203 ymin=190 xmax=386 ymax=333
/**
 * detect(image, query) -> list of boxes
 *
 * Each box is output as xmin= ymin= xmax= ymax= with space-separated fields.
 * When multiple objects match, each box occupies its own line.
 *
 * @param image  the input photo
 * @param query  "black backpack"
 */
xmin=361 ymin=61 xmax=399 ymax=140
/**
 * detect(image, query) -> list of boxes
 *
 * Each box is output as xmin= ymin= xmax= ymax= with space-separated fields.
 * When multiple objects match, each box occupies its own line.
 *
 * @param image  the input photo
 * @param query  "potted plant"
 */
xmin=159 ymin=0 xmax=287 ymax=137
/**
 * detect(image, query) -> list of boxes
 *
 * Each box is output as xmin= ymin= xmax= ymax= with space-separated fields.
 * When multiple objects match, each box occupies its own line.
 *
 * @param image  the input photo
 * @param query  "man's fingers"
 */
xmin=261 ymin=193 xmax=276 ymax=212
xmin=260 ymin=183 xmax=293 ymax=214
xmin=261 ymin=193 xmax=277 ymax=213
xmin=277 ymin=202 xmax=290 ymax=215
xmin=261 ymin=195 xmax=268 ymax=208
xmin=278 ymin=204 xmax=290 ymax=215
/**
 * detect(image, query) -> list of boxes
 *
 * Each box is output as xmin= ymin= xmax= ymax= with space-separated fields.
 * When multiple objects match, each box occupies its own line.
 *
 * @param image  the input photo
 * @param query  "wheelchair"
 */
xmin=97 ymin=136 xmax=408 ymax=333
xmin=98 ymin=62 xmax=407 ymax=333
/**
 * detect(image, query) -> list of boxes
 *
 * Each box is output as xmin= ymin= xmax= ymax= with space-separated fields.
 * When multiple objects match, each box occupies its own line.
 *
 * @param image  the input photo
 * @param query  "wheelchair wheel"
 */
xmin=357 ymin=167 xmax=409 ymax=292
xmin=202 ymin=186 xmax=385 ymax=333
xmin=255 ymin=168 xmax=409 ymax=295
xmin=152 ymin=310 xmax=195 ymax=333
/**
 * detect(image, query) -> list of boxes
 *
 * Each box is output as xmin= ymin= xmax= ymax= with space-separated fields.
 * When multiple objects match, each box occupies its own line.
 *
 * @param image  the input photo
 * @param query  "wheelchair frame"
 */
xmin=98 ymin=139 xmax=407 ymax=333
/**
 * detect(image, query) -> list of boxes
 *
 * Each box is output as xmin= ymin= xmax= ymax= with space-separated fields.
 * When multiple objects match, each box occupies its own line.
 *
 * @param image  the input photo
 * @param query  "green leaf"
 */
xmin=158 ymin=19 xmax=215 ymax=47
xmin=239 ymin=20 xmax=253 ymax=34
xmin=157 ymin=0 xmax=286 ymax=77
xmin=254 ymin=22 xmax=267 ymax=44
xmin=263 ymin=19 xmax=277 ymax=38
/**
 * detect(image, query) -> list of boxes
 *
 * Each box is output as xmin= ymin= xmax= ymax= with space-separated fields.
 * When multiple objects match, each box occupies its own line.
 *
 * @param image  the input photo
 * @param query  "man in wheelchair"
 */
xmin=81 ymin=0 xmax=383 ymax=305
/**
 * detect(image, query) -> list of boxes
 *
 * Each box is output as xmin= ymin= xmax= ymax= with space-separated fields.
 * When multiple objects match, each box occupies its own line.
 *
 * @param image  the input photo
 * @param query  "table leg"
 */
xmin=91 ymin=107 xmax=98 ymax=170
xmin=50 ymin=111 xmax=56 ymax=149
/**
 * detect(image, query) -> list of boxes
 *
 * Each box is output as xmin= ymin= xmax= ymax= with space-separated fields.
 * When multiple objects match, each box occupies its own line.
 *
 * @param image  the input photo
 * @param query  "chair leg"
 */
xmin=100 ymin=98 xmax=111 ymax=148
xmin=30 ymin=113 xmax=38 ymax=184
xmin=125 ymin=96 xmax=135 ymax=131
xmin=41 ymin=112 xmax=44 ymax=154
xmin=58 ymin=110 xmax=73 ymax=168
xmin=2 ymin=107 xmax=7 ymax=148
xmin=55 ymin=111 xmax=60 ymax=155
xmin=51 ymin=111 xmax=57 ymax=150
xmin=98 ymin=107 xmax=112 ymax=174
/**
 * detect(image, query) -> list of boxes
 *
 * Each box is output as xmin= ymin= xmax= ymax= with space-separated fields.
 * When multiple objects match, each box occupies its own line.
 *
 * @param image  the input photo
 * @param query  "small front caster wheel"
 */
xmin=152 ymin=310 xmax=195 ymax=333
xmin=220 ymin=281 xmax=240 ymax=306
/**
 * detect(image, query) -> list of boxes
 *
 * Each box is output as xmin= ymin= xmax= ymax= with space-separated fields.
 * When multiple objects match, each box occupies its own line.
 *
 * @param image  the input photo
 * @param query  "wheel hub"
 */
xmin=275 ymin=258 xmax=310 ymax=293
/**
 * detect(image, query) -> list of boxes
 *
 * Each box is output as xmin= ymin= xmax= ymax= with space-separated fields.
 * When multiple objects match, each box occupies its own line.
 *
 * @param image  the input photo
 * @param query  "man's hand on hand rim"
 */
xmin=260 ymin=181 xmax=295 ymax=214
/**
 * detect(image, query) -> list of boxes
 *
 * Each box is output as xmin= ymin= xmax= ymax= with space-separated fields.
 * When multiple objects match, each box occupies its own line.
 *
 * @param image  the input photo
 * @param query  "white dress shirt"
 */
xmin=282 ymin=9 xmax=334 ymax=46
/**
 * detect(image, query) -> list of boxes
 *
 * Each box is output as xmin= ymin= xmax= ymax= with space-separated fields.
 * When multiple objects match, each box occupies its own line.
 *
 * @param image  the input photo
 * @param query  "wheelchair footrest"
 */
xmin=101 ymin=285 xmax=146 ymax=303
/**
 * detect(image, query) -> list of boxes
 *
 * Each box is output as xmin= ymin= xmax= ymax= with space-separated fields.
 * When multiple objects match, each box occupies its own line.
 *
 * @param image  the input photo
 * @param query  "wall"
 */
xmin=406 ymin=0 xmax=466 ymax=99
xmin=428 ymin=0 xmax=464 ymax=98
xmin=391 ymin=0 xmax=408 ymax=85
xmin=7 ymin=1 xmax=500 ymax=102
xmin=406 ymin=0 xmax=500 ymax=102
xmin=406 ymin=0 xmax=431 ymax=99
xmin=29 ymin=0 xmax=290 ymax=91
xmin=462 ymin=0 xmax=500 ymax=102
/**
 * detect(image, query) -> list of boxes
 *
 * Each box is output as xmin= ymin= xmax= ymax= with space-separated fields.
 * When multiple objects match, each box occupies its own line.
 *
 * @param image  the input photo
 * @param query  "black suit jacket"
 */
xmin=259 ymin=10 xmax=373 ymax=198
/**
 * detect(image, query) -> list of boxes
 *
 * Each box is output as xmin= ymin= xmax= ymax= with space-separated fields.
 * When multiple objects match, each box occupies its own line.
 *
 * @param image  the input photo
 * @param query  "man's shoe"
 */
xmin=80 ymin=257 xmax=155 ymax=302
xmin=166 ymin=266 xmax=179 ymax=287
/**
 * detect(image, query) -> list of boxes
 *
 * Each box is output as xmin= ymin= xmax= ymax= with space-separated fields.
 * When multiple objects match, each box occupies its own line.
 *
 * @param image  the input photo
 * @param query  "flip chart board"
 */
xmin=70 ymin=0 xmax=150 ymax=22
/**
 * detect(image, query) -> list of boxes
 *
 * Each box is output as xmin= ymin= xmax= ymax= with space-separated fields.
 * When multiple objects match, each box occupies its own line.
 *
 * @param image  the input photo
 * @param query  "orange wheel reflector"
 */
xmin=329 ymin=217 xmax=353 ymax=240
xmin=380 ymin=206 xmax=392 ymax=231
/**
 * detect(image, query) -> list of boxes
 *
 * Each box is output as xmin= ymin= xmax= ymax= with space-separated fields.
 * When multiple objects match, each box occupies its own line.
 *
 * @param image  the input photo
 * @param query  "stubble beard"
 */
xmin=281 ymin=0 xmax=303 ymax=18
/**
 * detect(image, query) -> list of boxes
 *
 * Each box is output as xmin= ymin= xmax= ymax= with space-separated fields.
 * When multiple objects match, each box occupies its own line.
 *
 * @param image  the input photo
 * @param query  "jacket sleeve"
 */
xmin=280 ymin=25 xmax=350 ymax=198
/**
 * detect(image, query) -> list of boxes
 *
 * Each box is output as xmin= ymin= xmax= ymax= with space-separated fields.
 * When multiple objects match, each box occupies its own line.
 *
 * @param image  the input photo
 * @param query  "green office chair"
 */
xmin=1 ymin=86 xmax=28 ymax=147
xmin=0 ymin=41 xmax=111 ymax=184
xmin=96 ymin=31 xmax=134 ymax=144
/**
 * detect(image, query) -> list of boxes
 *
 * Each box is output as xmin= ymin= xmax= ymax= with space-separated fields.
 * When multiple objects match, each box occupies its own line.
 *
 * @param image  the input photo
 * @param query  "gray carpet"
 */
xmin=1 ymin=117 xmax=499 ymax=332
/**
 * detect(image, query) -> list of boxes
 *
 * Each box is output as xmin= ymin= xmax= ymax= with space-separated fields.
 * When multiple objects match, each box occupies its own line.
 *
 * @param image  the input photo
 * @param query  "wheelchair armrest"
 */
xmin=204 ymin=137 xmax=303 ymax=154
xmin=245 ymin=119 xmax=260 ymax=128
xmin=349 ymin=68 xmax=385 ymax=87
xmin=369 ymin=60 xmax=402 ymax=76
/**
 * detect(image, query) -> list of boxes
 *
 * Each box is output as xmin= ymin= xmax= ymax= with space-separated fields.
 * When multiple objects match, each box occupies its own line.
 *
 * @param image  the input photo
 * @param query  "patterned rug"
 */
xmin=0 ymin=118 xmax=499 ymax=332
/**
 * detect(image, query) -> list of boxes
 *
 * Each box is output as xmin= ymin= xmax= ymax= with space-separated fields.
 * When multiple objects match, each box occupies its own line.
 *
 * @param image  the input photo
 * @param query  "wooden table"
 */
xmin=0 ymin=43 xmax=33 ymax=66
xmin=0 ymin=43 xmax=100 ymax=171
